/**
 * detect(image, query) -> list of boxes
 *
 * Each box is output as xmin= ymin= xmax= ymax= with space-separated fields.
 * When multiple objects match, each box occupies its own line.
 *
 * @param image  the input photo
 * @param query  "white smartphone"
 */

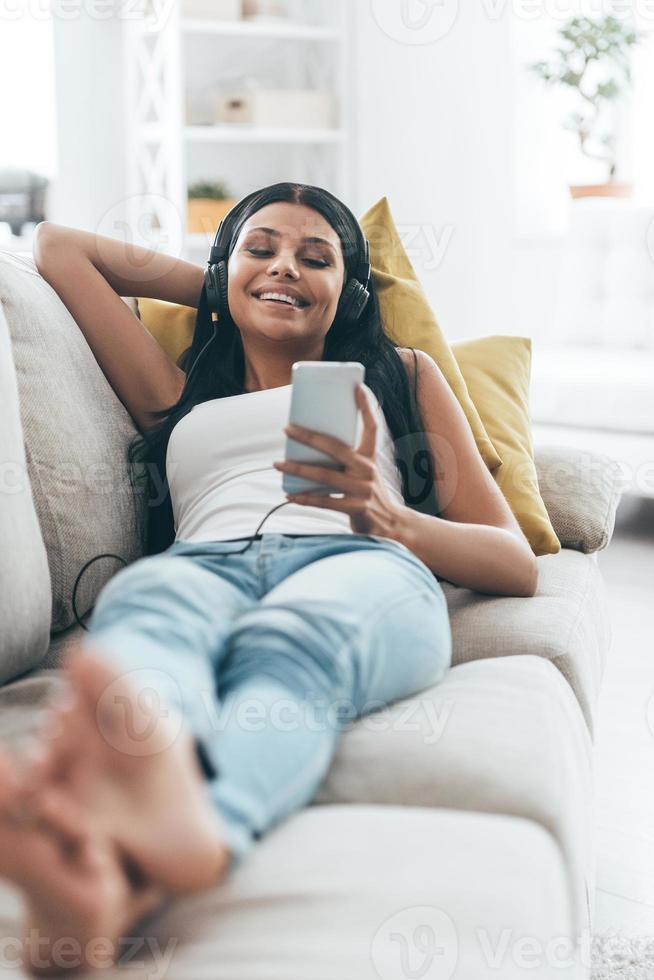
xmin=283 ymin=361 xmax=365 ymax=495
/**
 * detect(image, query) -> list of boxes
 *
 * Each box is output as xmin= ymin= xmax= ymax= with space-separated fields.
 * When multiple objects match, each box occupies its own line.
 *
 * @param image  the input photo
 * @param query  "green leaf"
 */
xmin=187 ymin=180 xmax=232 ymax=200
xmin=596 ymin=79 xmax=620 ymax=100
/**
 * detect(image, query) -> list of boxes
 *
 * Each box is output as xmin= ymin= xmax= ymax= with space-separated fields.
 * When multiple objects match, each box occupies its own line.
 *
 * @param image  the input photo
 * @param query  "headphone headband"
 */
xmin=208 ymin=217 xmax=228 ymax=266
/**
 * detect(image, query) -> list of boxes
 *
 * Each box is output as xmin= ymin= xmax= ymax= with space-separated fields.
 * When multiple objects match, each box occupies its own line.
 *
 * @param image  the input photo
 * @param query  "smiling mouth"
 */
xmin=252 ymin=294 xmax=310 ymax=311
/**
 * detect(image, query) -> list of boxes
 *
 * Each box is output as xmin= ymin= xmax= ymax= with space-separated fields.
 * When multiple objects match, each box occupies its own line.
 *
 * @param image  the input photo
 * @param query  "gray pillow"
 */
xmin=0 ymin=302 xmax=52 ymax=682
xmin=534 ymin=444 xmax=623 ymax=553
xmin=0 ymin=250 xmax=146 ymax=632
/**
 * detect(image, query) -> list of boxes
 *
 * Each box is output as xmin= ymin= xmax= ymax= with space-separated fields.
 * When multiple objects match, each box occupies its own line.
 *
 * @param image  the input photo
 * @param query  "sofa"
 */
xmin=0 ymin=249 xmax=623 ymax=979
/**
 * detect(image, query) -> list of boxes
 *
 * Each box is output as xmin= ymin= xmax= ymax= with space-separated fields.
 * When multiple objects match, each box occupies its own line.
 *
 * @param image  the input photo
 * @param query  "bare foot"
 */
xmin=25 ymin=640 xmax=232 ymax=897
xmin=0 ymin=747 xmax=165 ymax=976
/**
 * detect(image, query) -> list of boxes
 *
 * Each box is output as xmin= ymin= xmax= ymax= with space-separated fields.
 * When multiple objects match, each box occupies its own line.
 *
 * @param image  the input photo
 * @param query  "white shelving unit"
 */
xmin=184 ymin=125 xmax=345 ymax=144
xmin=123 ymin=0 xmax=353 ymax=262
xmin=182 ymin=18 xmax=339 ymax=40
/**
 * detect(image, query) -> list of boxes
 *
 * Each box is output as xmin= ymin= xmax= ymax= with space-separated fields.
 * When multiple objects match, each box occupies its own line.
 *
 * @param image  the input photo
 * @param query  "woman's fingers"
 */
xmin=276 ymin=459 xmax=365 ymax=494
xmin=355 ymin=383 xmax=378 ymax=458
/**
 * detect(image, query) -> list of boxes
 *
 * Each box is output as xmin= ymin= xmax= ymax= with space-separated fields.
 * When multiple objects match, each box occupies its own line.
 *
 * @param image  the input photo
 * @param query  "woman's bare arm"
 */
xmin=395 ymin=348 xmax=538 ymax=596
xmin=33 ymin=222 xmax=205 ymax=433
xmin=35 ymin=222 xmax=205 ymax=305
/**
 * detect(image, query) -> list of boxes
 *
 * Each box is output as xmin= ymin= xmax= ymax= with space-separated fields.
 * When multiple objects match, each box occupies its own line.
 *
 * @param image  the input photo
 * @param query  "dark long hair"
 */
xmin=128 ymin=181 xmax=439 ymax=555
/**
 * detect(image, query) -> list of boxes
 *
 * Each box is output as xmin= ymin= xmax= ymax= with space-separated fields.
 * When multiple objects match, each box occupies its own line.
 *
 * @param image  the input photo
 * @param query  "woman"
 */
xmin=0 ymin=182 xmax=537 ymax=975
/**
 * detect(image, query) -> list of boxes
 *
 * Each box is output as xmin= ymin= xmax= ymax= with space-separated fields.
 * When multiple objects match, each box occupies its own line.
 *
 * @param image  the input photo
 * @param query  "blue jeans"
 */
xmin=86 ymin=532 xmax=452 ymax=871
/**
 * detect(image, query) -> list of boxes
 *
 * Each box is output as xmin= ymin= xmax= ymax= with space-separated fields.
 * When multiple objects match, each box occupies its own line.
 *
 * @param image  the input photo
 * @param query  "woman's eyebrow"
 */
xmin=247 ymin=226 xmax=337 ymax=254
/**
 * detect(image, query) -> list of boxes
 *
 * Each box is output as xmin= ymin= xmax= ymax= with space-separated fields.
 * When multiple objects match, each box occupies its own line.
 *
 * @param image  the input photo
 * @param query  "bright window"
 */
xmin=0 ymin=16 xmax=58 ymax=178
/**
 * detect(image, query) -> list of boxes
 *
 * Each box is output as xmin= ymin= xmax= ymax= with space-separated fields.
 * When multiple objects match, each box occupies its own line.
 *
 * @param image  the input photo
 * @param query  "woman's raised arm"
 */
xmin=33 ymin=221 xmax=205 ymax=306
xmin=32 ymin=222 xmax=204 ymax=433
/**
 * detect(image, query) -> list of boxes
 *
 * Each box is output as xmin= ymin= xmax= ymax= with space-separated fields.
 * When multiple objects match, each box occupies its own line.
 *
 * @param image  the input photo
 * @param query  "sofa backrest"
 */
xmin=0 ymin=300 xmax=52 ymax=682
xmin=0 ymin=250 xmax=145 ymax=637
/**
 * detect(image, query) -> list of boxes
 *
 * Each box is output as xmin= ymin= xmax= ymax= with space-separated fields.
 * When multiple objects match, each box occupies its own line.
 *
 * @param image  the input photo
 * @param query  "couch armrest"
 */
xmin=534 ymin=444 xmax=623 ymax=554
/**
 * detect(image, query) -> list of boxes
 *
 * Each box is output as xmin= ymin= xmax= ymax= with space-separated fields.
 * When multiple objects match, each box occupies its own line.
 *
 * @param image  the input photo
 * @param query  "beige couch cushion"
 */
xmin=0 ymin=304 xmax=52 ymax=683
xmin=445 ymin=548 xmax=609 ymax=733
xmin=315 ymin=654 xmax=592 ymax=937
xmin=0 ymin=251 xmax=145 ymax=632
xmin=535 ymin=444 xmax=623 ymax=554
xmin=0 ymin=805 xmax=577 ymax=979
xmin=0 ymin=654 xmax=592 ymax=940
xmin=0 ymin=657 xmax=593 ymax=979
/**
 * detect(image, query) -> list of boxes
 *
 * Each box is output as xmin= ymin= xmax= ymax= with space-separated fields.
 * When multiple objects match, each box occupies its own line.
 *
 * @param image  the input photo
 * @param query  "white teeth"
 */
xmin=256 ymin=291 xmax=304 ymax=308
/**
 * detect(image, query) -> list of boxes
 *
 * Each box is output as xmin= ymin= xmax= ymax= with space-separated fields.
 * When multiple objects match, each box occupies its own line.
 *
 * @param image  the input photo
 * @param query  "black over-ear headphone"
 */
xmin=204 ymin=211 xmax=372 ymax=329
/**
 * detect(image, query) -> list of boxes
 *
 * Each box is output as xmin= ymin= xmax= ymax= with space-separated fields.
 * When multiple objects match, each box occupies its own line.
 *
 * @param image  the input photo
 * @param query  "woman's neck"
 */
xmin=242 ymin=340 xmax=325 ymax=393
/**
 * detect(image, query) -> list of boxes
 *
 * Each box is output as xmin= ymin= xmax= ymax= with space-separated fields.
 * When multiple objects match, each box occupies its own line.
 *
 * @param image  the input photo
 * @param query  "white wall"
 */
xmin=44 ymin=2 xmax=520 ymax=341
xmin=39 ymin=0 xmax=654 ymax=350
xmin=49 ymin=12 xmax=128 ymax=232
xmin=350 ymin=2 xmax=515 ymax=342
xmin=351 ymin=2 xmax=654 ymax=348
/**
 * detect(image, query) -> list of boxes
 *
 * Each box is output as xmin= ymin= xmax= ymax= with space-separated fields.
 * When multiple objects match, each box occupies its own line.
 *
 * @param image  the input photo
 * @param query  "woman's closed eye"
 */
xmin=246 ymin=247 xmax=329 ymax=268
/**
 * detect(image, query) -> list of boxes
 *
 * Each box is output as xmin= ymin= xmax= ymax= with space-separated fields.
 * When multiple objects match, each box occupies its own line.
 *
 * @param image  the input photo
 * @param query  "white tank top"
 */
xmin=165 ymin=383 xmax=408 ymax=546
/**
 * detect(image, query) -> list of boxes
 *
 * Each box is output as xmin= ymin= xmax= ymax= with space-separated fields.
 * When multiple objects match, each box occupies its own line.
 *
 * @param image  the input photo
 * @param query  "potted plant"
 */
xmin=187 ymin=180 xmax=237 ymax=234
xmin=529 ymin=15 xmax=641 ymax=199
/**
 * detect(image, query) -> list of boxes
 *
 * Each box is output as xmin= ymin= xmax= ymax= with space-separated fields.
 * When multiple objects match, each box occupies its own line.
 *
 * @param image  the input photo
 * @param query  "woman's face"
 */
xmin=226 ymin=201 xmax=347 ymax=345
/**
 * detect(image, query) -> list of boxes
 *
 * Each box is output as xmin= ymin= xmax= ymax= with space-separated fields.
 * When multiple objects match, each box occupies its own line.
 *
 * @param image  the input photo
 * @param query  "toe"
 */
xmin=32 ymin=704 xmax=79 ymax=774
xmin=34 ymin=785 xmax=92 ymax=849
xmin=23 ymin=695 xmax=93 ymax=793
xmin=0 ymin=813 xmax=75 ymax=890
xmin=128 ymin=881 xmax=170 ymax=927
xmin=64 ymin=644 xmax=119 ymax=703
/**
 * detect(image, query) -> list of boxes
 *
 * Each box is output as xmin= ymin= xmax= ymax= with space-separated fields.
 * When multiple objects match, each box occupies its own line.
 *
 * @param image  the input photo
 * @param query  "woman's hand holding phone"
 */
xmin=273 ymin=382 xmax=406 ymax=538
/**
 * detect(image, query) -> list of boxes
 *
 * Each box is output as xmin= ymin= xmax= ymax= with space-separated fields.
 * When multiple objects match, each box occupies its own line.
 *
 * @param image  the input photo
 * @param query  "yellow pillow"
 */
xmin=359 ymin=196 xmax=501 ymax=473
xmin=137 ymin=297 xmax=196 ymax=366
xmin=451 ymin=335 xmax=560 ymax=556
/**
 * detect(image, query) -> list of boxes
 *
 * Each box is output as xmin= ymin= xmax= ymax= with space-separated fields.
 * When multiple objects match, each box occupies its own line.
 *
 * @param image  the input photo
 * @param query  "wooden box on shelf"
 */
xmin=187 ymin=198 xmax=237 ymax=234
xmin=216 ymin=94 xmax=253 ymax=124
xmin=242 ymin=0 xmax=288 ymax=19
xmin=252 ymin=89 xmax=335 ymax=128
xmin=214 ymin=90 xmax=335 ymax=129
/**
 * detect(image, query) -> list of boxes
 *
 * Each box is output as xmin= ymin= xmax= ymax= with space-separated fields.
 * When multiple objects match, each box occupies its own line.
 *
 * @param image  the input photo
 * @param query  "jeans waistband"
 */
xmin=219 ymin=533 xmax=315 ymax=542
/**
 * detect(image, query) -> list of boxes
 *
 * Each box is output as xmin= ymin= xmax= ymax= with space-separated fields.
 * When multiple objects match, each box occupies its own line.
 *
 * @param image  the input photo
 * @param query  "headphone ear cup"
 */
xmin=216 ymin=260 xmax=229 ymax=321
xmin=204 ymin=260 xmax=229 ymax=322
xmin=204 ymin=264 xmax=219 ymax=311
xmin=350 ymin=281 xmax=370 ymax=321
xmin=336 ymin=278 xmax=370 ymax=325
